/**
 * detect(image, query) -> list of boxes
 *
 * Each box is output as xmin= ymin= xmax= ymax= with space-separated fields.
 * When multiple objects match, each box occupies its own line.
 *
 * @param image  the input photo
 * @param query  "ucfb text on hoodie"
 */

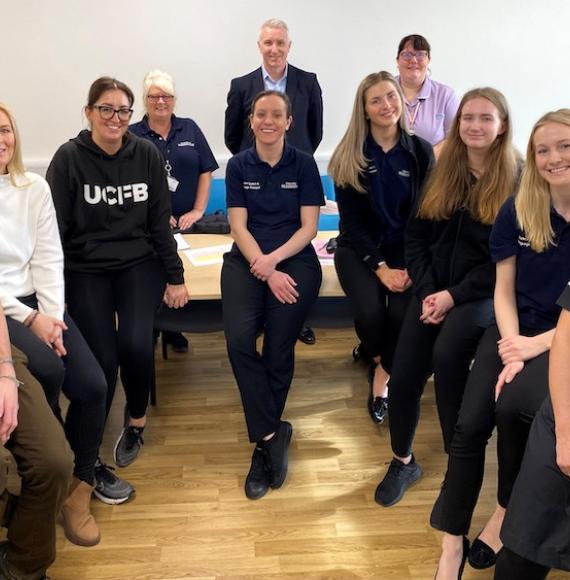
xmin=46 ymin=130 xmax=184 ymax=284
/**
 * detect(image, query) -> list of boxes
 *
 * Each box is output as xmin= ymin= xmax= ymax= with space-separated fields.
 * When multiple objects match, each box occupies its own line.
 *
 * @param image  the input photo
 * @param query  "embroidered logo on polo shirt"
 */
xmin=83 ymin=183 xmax=148 ymax=205
xmin=281 ymin=181 xmax=298 ymax=189
xmin=243 ymin=181 xmax=261 ymax=190
xmin=178 ymin=141 xmax=195 ymax=147
xmin=517 ymin=234 xmax=530 ymax=247
xmin=398 ymin=170 xmax=411 ymax=177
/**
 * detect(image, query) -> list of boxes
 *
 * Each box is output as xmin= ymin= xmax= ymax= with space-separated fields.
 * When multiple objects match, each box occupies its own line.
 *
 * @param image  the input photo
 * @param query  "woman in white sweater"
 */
xmin=0 ymin=103 xmax=132 ymax=547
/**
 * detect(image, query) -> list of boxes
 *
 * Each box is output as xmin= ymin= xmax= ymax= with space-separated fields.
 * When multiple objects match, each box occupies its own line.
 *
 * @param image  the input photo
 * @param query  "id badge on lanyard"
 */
xmin=165 ymin=161 xmax=179 ymax=193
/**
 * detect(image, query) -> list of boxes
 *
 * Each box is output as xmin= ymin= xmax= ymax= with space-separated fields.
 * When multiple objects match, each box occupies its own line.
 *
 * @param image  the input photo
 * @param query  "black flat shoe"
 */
xmin=298 ymin=326 xmax=316 ymax=345
xmin=245 ymin=445 xmax=271 ymax=500
xmin=434 ymin=536 xmax=469 ymax=580
xmin=367 ymin=363 xmax=388 ymax=423
xmin=468 ymin=536 xmax=501 ymax=569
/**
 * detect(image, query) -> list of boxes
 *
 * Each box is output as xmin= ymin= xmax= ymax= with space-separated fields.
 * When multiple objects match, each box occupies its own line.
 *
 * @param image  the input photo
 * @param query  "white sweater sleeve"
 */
xmin=29 ymin=179 xmax=65 ymax=321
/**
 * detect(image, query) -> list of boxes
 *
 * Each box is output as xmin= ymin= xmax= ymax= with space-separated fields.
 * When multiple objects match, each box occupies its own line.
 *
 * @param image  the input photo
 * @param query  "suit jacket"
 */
xmin=224 ymin=63 xmax=323 ymax=155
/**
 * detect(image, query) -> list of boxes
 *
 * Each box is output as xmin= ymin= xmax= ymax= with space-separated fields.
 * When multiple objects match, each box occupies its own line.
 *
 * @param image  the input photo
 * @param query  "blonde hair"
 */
xmin=142 ymin=70 xmax=176 ymax=112
xmin=418 ymin=87 xmax=518 ymax=225
xmin=0 ymin=103 xmax=28 ymax=187
xmin=515 ymin=109 xmax=570 ymax=252
xmin=328 ymin=72 xmax=407 ymax=192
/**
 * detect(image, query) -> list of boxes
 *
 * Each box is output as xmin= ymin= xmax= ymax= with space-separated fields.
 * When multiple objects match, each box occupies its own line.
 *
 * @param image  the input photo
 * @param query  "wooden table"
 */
xmin=179 ymin=232 xmax=344 ymax=299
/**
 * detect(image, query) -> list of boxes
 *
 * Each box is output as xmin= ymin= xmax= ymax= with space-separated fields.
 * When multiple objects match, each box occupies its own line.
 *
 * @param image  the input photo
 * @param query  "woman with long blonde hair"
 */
xmin=430 ymin=109 xmax=570 ymax=579
xmin=374 ymin=88 xmax=519 ymax=513
xmin=329 ymin=71 xmax=434 ymax=424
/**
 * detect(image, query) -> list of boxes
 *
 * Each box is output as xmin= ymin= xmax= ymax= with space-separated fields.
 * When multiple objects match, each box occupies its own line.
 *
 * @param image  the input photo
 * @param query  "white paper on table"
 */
xmin=183 ymin=244 xmax=233 ymax=267
xmin=174 ymin=233 xmax=190 ymax=250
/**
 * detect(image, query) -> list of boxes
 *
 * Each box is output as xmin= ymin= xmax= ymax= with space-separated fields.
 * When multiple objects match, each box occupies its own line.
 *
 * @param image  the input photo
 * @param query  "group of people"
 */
xmin=0 ymin=16 xmax=568 ymax=580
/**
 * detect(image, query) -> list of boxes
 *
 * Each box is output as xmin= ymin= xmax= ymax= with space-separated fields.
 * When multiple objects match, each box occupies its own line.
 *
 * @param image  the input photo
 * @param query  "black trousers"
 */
xmin=334 ymin=244 xmax=410 ymax=372
xmin=388 ymin=297 xmax=494 ymax=457
xmin=430 ymin=325 xmax=550 ymax=536
xmin=494 ymin=548 xmax=549 ymax=580
xmin=7 ymin=296 xmax=106 ymax=484
xmin=65 ymin=258 xmax=166 ymax=420
xmin=222 ymin=251 xmax=321 ymax=443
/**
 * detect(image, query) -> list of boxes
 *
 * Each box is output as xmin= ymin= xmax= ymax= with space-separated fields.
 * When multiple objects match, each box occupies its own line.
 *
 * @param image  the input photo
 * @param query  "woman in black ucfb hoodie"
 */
xmin=47 ymin=77 xmax=189 ymax=480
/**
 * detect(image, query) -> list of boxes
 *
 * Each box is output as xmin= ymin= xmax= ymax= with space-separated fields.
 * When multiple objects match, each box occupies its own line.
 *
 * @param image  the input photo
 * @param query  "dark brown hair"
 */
xmin=397 ymin=34 xmax=431 ymax=58
xmin=250 ymin=90 xmax=292 ymax=117
xmin=87 ymin=76 xmax=135 ymax=108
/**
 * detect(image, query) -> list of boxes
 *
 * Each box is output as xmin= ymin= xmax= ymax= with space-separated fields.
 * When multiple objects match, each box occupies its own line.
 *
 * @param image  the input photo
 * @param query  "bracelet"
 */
xmin=0 ymin=376 xmax=23 ymax=388
xmin=25 ymin=309 xmax=39 ymax=327
xmin=0 ymin=358 xmax=14 ymax=365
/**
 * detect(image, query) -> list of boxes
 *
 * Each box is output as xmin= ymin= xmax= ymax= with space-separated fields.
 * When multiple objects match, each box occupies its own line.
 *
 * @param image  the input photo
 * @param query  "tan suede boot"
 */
xmin=61 ymin=477 xmax=101 ymax=546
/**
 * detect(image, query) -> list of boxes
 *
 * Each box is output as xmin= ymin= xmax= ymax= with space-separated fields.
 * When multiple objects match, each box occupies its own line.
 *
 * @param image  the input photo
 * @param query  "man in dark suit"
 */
xmin=225 ymin=19 xmax=324 ymax=346
xmin=224 ymin=18 xmax=323 ymax=156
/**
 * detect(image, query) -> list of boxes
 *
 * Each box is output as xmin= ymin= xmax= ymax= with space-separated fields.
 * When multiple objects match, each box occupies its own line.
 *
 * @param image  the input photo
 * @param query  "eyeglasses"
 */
xmin=399 ymin=50 xmax=429 ymax=62
xmin=92 ymin=105 xmax=133 ymax=121
xmin=147 ymin=95 xmax=174 ymax=102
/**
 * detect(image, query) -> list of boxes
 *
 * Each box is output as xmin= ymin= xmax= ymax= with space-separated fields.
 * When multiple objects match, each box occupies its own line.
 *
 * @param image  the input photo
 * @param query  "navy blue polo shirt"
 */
xmin=490 ymin=196 xmax=570 ymax=331
xmin=130 ymin=115 xmax=218 ymax=216
xmin=366 ymin=135 xmax=413 ymax=245
xmin=226 ymin=144 xmax=324 ymax=255
xmin=558 ymin=283 xmax=570 ymax=311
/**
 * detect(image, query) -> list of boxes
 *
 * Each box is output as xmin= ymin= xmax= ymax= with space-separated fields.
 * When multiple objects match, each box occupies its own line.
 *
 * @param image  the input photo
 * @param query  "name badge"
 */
xmin=167 ymin=175 xmax=179 ymax=193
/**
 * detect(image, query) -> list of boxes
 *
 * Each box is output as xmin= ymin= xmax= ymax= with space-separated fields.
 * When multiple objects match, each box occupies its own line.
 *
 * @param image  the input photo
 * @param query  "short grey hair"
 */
xmin=259 ymin=18 xmax=289 ymax=38
xmin=142 ymin=70 xmax=176 ymax=112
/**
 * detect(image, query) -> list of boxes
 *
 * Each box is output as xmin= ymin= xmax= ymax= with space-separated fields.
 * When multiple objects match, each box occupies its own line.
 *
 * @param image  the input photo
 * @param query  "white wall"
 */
xmin=5 ymin=0 xmax=570 ymax=175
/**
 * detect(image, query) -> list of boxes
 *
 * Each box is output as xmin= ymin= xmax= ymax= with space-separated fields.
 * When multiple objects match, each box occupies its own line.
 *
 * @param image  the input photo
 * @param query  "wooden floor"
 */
xmin=49 ymin=329 xmax=569 ymax=579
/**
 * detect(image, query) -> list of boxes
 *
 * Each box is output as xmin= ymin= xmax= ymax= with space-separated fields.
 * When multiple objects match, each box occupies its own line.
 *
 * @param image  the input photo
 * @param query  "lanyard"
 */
xmin=405 ymin=99 xmax=423 ymax=135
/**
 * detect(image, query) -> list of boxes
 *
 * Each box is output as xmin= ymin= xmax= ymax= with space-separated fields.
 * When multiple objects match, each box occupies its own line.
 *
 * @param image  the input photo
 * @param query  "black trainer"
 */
xmin=262 ymin=421 xmax=293 ymax=489
xmin=245 ymin=446 xmax=271 ymax=500
xmin=114 ymin=425 xmax=145 ymax=468
xmin=374 ymin=456 xmax=422 ymax=507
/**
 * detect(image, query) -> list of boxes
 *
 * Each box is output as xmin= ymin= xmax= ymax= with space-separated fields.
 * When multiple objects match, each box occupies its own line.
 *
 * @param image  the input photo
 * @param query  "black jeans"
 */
xmin=65 ymin=258 xmax=166 ymax=420
xmin=430 ymin=325 xmax=550 ymax=535
xmin=388 ymin=297 xmax=493 ymax=457
xmin=7 ymin=296 xmax=106 ymax=485
xmin=334 ymin=243 xmax=410 ymax=373
xmin=222 ymin=251 xmax=321 ymax=443
xmin=494 ymin=548 xmax=549 ymax=580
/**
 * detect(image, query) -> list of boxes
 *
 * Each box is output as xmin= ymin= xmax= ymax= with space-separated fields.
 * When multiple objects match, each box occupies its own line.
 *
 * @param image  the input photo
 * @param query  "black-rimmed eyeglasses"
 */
xmin=92 ymin=105 xmax=134 ymax=121
xmin=147 ymin=95 xmax=174 ymax=102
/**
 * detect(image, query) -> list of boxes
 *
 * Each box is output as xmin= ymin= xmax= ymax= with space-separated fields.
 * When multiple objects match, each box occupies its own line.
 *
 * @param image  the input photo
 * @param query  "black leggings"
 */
xmin=494 ymin=548 xmax=549 ymax=580
xmin=222 ymin=251 xmax=321 ymax=443
xmin=334 ymin=244 xmax=410 ymax=373
xmin=7 ymin=296 xmax=106 ymax=484
xmin=430 ymin=325 xmax=550 ymax=536
xmin=388 ymin=297 xmax=494 ymax=457
xmin=64 ymin=258 xmax=166 ymax=420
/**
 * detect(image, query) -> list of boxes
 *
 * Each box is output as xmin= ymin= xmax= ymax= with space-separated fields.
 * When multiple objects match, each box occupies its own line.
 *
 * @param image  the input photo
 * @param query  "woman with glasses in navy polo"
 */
xmin=47 ymin=77 xmax=189 ymax=484
xmin=430 ymin=109 xmax=570 ymax=579
xmin=130 ymin=70 xmax=218 ymax=353
xmin=396 ymin=34 xmax=459 ymax=159
xmin=222 ymin=90 xmax=324 ymax=501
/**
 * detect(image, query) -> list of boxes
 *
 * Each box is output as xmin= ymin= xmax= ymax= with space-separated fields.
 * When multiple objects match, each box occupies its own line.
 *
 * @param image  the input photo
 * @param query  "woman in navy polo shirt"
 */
xmin=496 ymin=282 xmax=570 ymax=579
xmin=328 ymin=71 xmax=434 ymax=425
xmin=222 ymin=90 xmax=324 ymax=501
xmin=430 ymin=109 xmax=570 ymax=579
xmin=131 ymin=70 xmax=218 ymax=353
xmin=375 ymin=87 xmax=520 ymax=510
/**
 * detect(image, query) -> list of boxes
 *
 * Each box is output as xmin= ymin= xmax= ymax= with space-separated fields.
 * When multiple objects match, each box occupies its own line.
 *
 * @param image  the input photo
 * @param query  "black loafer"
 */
xmin=298 ymin=326 xmax=316 ymax=345
xmin=368 ymin=396 xmax=388 ymax=423
xmin=262 ymin=421 xmax=293 ymax=489
xmin=468 ymin=536 xmax=501 ymax=569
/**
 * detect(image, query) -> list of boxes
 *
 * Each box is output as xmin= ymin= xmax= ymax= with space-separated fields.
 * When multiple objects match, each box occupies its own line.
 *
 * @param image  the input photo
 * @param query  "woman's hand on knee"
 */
xmin=30 ymin=314 xmax=68 ymax=356
xmin=267 ymin=272 xmax=299 ymax=304
xmin=0 ymin=377 xmax=19 ymax=444
xmin=495 ymin=361 xmax=524 ymax=400
xmin=376 ymin=265 xmax=410 ymax=293
xmin=163 ymin=284 xmax=190 ymax=309
xmin=498 ymin=334 xmax=549 ymax=364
